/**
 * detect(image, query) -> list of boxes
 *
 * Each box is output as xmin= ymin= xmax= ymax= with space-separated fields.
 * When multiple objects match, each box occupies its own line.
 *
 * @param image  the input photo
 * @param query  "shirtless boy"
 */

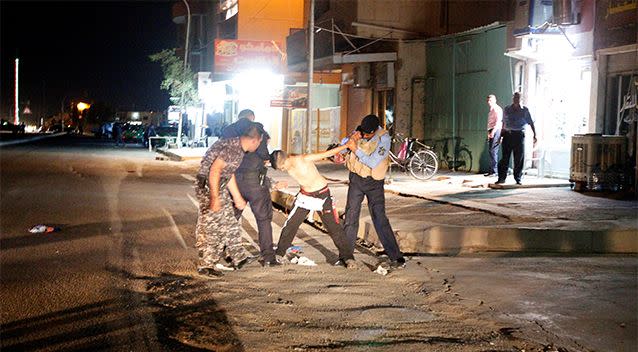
xmin=270 ymin=144 xmax=362 ymax=269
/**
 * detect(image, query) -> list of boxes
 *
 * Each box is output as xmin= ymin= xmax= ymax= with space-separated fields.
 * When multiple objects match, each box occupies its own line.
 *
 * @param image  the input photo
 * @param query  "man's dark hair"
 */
xmin=242 ymin=122 xmax=263 ymax=139
xmin=358 ymin=114 xmax=380 ymax=134
xmin=238 ymin=109 xmax=255 ymax=120
xmin=269 ymin=150 xmax=287 ymax=170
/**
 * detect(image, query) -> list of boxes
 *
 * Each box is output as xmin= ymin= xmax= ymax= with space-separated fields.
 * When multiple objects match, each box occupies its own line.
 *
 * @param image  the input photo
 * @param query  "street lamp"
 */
xmin=76 ymin=102 xmax=90 ymax=135
xmin=76 ymin=102 xmax=90 ymax=112
xmin=177 ymin=0 xmax=191 ymax=149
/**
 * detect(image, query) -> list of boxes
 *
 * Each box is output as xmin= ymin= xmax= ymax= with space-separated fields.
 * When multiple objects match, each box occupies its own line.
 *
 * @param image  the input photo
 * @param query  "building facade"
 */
xmin=285 ymin=0 xmax=513 ymax=154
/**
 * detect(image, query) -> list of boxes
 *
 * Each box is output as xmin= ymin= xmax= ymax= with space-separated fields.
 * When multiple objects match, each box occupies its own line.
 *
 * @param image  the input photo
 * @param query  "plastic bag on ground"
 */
xmin=290 ymin=256 xmax=316 ymax=266
xmin=29 ymin=225 xmax=58 ymax=234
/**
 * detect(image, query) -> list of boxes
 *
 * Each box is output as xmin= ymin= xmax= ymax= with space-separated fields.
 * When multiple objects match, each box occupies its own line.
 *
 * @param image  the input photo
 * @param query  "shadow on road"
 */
xmin=0 ymin=270 xmax=246 ymax=352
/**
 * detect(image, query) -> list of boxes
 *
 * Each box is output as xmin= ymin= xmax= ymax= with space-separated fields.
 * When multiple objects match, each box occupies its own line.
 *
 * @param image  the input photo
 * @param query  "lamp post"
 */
xmin=177 ymin=0 xmax=191 ymax=149
xmin=76 ymin=102 xmax=90 ymax=135
xmin=306 ymin=0 xmax=315 ymax=153
xmin=14 ymin=58 xmax=19 ymax=125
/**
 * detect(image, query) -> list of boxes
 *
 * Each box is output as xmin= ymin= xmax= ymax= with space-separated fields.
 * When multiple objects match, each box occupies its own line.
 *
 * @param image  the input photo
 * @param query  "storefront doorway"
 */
xmin=532 ymin=59 xmax=591 ymax=178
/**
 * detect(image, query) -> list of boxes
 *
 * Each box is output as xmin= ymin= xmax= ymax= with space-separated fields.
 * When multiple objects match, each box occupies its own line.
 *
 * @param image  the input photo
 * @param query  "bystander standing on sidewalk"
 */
xmin=485 ymin=94 xmax=502 ymax=177
xmin=342 ymin=114 xmax=406 ymax=268
xmin=496 ymin=92 xmax=537 ymax=185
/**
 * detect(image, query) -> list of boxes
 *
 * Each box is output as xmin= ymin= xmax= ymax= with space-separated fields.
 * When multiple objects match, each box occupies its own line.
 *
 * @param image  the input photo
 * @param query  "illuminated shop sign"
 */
xmin=214 ymin=39 xmax=284 ymax=74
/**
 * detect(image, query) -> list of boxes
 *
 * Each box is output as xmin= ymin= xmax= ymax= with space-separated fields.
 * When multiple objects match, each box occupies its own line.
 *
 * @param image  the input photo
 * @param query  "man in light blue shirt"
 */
xmin=342 ymin=114 xmax=405 ymax=268
xmin=496 ymin=92 xmax=537 ymax=185
xmin=352 ymin=129 xmax=392 ymax=168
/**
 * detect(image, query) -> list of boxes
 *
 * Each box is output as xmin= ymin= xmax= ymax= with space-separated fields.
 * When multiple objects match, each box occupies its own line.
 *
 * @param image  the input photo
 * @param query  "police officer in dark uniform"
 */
xmin=221 ymin=109 xmax=279 ymax=266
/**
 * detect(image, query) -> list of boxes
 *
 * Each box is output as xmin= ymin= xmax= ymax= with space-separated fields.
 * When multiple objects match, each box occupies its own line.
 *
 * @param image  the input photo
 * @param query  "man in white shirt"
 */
xmin=485 ymin=94 xmax=503 ymax=177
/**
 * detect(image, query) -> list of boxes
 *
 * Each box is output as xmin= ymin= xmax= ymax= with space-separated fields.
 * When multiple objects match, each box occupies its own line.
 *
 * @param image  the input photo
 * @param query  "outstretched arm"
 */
xmin=302 ymin=144 xmax=349 ymax=162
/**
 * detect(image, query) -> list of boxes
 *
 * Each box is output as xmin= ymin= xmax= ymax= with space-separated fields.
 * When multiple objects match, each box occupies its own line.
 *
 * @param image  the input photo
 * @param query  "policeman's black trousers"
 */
xmin=344 ymin=172 xmax=403 ymax=262
xmin=497 ymin=129 xmax=525 ymax=183
xmin=276 ymin=188 xmax=354 ymax=262
xmin=236 ymin=174 xmax=275 ymax=262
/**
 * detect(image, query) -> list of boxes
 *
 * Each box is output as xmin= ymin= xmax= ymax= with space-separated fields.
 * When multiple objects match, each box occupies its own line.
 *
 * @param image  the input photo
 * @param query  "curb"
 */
xmin=0 ymin=132 xmax=67 ymax=147
xmin=154 ymin=148 xmax=203 ymax=161
xmin=271 ymin=188 xmax=638 ymax=255
xmin=363 ymin=224 xmax=638 ymax=255
xmin=489 ymin=182 xmax=572 ymax=189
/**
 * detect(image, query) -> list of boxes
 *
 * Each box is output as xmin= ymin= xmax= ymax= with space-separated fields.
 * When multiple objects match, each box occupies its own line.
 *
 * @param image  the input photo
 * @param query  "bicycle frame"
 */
xmin=388 ymin=138 xmax=410 ymax=171
xmin=389 ymin=134 xmax=434 ymax=170
xmin=388 ymin=133 xmax=439 ymax=180
xmin=431 ymin=136 xmax=472 ymax=172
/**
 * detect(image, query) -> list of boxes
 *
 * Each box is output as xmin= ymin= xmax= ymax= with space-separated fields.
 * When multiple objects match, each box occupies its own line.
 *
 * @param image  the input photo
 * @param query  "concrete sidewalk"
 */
xmin=160 ymin=147 xmax=638 ymax=254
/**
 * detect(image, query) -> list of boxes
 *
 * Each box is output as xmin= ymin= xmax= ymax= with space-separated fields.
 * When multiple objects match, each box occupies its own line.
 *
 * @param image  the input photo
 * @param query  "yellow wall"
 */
xmin=238 ymin=0 xmax=304 ymax=51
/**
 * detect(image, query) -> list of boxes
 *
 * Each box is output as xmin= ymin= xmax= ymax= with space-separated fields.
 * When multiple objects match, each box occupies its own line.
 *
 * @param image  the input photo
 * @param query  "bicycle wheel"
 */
xmin=454 ymin=148 xmax=472 ymax=172
xmin=409 ymin=150 xmax=438 ymax=180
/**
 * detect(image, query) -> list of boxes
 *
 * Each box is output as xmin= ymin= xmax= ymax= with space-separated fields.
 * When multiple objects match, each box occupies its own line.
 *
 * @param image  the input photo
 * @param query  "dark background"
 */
xmin=1 ymin=1 xmax=176 ymax=119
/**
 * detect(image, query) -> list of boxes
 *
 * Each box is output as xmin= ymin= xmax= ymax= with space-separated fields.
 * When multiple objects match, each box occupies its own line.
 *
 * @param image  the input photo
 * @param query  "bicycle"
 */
xmin=431 ymin=136 xmax=473 ymax=172
xmin=388 ymin=132 xmax=438 ymax=180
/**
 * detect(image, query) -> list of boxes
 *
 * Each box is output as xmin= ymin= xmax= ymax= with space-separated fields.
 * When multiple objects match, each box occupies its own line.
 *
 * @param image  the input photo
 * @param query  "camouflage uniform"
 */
xmin=195 ymin=137 xmax=250 ymax=270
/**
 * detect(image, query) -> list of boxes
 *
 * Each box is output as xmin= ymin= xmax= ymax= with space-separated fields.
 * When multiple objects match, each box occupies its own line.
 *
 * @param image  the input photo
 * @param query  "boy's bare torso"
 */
xmin=286 ymin=156 xmax=327 ymax=192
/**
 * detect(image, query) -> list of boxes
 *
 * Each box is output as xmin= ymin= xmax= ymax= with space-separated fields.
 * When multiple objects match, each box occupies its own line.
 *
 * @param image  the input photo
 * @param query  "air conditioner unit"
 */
xmin=552 ymin=0 xmax=581 ymax=26
xmin=375 ymin=62 xmax=395 ymax=90
xmin=513 ymin=0 xmax=581 ymax=37
xmin=353 ymin=64 xmax=370 ymax=88
xmin=570 ymin=134 xmax=628 ymax=191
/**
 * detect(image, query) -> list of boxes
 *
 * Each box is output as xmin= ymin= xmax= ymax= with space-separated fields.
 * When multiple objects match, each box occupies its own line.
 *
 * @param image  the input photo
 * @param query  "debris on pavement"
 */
xmin=286 ymin=245 xmax=303 ymax=257
xmin=374 ymin=264 xmax=389 ymax=275
xmin=29 ymin=225 xmax=59 ymax=234
xmin=291 ymin=256 xmax=317 ymax=266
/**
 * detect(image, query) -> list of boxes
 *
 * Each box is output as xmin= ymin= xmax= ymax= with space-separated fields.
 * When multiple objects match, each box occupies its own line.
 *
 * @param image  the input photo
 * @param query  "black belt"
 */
xmin=237 ymin=168 xmax=267 ymax=185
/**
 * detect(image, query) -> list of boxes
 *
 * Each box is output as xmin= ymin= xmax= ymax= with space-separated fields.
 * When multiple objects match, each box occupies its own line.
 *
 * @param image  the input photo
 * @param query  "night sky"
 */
xmin=1 ymin=1 xmax=177 ymax=118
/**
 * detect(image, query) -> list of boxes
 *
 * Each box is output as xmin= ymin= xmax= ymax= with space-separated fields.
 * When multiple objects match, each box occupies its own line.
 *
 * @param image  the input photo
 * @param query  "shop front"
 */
xmin=280 ymin=83 xmax=341 ymax=154
xmin=196 ymin=39 xmax=287 ymax=148
xmin=505 ymin=0 xmax=595 ymax=178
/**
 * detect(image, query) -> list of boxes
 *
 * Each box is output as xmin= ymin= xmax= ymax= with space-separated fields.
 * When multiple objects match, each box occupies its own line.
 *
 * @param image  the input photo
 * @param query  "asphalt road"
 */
xmin=1 ymin=135 xmax=636 ymax=351
xmin=1 ymin=135 xmax=197 ymax=351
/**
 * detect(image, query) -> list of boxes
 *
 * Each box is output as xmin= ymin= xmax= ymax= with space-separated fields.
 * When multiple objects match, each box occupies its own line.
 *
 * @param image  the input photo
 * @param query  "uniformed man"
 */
xmin=269 ymin=145 xmax=362 ymax=269
xmin=496 ymin=92 xmax=537 ymax=185
xmin=221 ymin=109 xmax=284 ymax=267
xmin=195 ymin=123 xmax=263 ymax=277
xmin=342 ymin=114 xmax=406 ymax=268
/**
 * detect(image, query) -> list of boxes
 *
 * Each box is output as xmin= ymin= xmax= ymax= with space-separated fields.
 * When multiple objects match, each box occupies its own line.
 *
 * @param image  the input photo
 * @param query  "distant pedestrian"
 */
xmin=485 ymin=94 xmax=503 ymax=177
xmin=342 ymin=114 xmax=406 ymax=268
xmin=144 ymin=123 xmax=157 ymax=148
xmin=195 ymin=123 xmax=264 ymax=277
xmin=496 ymin=92 xmax=537 ymax=185
xmin=113 ymin=121 xmax=123 ymax=147
xmin=221 ymin=109 xmax=283 ymax=267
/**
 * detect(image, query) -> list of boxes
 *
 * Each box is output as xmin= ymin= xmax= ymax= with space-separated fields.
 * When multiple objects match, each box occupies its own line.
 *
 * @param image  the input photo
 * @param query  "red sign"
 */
xmin=214 ymin=39 xmax=283 ymax=73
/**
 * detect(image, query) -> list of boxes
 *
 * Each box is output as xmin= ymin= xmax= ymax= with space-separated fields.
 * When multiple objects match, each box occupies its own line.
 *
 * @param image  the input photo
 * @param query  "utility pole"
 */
xmin=177 ymin=0 xmax=191 ymax=149
xmin=306 ymin=0 xmax=315 ymax=153
xmin=14 ymin=58 xmax=19 ymax=125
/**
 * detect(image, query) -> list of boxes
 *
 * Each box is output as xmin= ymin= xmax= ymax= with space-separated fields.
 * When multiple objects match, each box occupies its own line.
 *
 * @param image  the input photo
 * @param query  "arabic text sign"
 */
xmin=214 ymin=39 xmax=283 ymax=73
